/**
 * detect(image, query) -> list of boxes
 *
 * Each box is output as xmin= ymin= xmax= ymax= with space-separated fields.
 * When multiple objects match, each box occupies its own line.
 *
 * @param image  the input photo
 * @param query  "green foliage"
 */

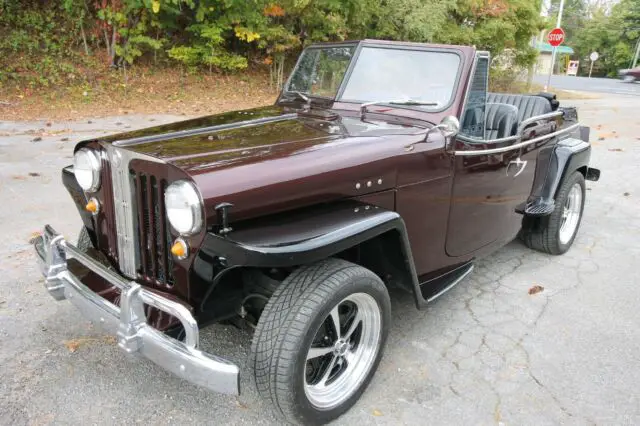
xmin=1 ymin=0 xmax=547 ymax=87
xmin=555 ymin=0 xmax=640 ymax=77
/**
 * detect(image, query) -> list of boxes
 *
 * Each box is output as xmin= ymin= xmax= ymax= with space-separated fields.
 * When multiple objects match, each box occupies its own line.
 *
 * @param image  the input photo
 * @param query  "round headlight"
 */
xmin=165 ymin=180 xmax=203 ymax=235
xmin=73 ymin=148 xmax=101 ymax=192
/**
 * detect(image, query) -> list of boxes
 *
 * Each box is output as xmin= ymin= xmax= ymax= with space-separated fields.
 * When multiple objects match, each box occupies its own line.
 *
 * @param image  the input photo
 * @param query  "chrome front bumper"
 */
xmin=34 ymin=225 xmax=240 ymax=395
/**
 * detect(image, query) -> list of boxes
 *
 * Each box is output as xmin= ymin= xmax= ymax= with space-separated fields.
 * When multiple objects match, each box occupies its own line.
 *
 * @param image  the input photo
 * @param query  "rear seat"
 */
xmin=486 ymin=93 xmax=551 ymax=122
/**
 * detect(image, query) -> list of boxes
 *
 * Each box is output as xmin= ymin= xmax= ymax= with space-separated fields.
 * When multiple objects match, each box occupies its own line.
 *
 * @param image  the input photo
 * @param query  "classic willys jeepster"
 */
xmin=34 ymin=39 xmax=601 ymax=424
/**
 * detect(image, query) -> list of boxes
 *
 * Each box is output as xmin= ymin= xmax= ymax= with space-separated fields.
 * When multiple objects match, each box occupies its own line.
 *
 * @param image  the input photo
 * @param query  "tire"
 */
xmin=77 ymin=226 xmax=93 ymax=250
xmin=250 ymin=258 xmax=391 ymax=425
xmin=521 ymin=171 xmax=586 ymax=255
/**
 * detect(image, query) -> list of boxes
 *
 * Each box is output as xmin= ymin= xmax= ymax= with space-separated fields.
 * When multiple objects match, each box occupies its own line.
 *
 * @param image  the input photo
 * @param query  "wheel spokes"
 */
xmin=307 ymin=346 xmax=334 ymax=361
xmin=329 ymin=306 xmax=341 ymax=336
xmin=317 ymin=355 xmax=338 ymax=387
xmin=344 ymin=310 xmax=362 ymax=340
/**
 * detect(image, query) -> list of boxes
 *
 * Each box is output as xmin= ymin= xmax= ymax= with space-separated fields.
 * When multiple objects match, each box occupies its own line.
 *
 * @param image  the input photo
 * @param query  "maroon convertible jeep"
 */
xmin=34 ymin=40 xmax=601 ymax=424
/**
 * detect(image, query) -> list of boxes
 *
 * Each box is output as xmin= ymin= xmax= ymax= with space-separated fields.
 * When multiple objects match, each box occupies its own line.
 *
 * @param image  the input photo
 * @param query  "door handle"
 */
xmin=506 ymin=158 xmax=527 ymax=177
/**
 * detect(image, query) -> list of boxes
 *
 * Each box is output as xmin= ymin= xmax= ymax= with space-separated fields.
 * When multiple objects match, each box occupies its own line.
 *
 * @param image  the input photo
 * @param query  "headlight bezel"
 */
xmin=73 ymin=148 xmax=102 ymax=192
xmin=164 ymin=180 xmax=204 ymax=236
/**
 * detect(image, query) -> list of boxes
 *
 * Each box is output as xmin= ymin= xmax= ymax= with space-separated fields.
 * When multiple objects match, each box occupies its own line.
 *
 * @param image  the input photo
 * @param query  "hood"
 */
xmin=89 ymin=105 xmax=429 ymax=222
xmin=94 ymin=105 xmax=427 ymax=172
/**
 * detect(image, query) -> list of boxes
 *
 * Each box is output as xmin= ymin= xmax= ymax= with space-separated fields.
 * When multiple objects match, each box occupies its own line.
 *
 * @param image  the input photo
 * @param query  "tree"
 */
xmin=571 ymin=0 xmax=640 ymax=76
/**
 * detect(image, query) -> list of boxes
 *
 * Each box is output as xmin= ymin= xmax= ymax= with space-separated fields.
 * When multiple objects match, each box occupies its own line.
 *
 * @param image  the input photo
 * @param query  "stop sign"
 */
xmin=548 ymin=28 xmax=565 ymax=47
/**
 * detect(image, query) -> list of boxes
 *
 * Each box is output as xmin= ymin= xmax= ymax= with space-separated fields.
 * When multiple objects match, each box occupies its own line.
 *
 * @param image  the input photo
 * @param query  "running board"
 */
xmin=419 ymin=263 xmax=474 ymax=303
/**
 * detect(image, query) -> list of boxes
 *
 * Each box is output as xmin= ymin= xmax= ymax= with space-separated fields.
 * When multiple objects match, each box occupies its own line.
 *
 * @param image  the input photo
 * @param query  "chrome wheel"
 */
xmin=559 ymin=183 xmax=583 ymax=245
xmin=304 ymin=292 xmax=381 ymax=410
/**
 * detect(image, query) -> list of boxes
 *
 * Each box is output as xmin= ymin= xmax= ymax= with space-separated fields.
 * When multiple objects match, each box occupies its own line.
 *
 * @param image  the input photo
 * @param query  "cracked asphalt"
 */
xmin=1 ymin=94 xmax=639 ymax=425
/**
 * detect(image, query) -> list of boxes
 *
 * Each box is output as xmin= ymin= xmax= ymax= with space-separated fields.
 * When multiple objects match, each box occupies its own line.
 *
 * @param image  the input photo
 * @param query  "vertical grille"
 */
xmin=131 ymin=171 xmax=174 ymax=287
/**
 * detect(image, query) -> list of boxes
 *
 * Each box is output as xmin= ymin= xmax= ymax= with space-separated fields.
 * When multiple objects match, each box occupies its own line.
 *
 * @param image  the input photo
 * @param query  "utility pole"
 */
xmin=544 ymin=0 xmax=565 ymax=91
xmin=633 ymin=35 xmax=640 ymax=68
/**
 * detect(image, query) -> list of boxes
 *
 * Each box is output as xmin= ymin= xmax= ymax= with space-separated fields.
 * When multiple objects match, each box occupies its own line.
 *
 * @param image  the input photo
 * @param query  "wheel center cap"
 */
xmin=334 ymin=339 xmax=349 ymax=356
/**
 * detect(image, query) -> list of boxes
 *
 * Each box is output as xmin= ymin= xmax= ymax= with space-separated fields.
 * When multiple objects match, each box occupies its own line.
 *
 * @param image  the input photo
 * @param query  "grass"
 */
xmin=0 ymin=67 xmax=598 ymax=122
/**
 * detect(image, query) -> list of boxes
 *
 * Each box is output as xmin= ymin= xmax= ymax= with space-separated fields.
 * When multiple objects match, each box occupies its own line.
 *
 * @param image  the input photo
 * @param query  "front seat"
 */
xmin=485 ymin=103 xmax=518 ymax=140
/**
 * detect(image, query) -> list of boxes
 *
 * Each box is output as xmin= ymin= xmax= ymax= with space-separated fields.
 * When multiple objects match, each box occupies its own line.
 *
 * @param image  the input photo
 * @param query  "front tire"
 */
xmin=521 ymin=171 xmax=586 ymax=255
xmin=250 ymin=259 xmax=390 ymax=425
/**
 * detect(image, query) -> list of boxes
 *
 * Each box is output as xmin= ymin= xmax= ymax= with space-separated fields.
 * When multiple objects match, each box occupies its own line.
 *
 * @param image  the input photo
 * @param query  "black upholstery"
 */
xmin=487 ymin=92 xmax=552 ymax=122
xmin=485 ymin=103 xmax=518 ymax=140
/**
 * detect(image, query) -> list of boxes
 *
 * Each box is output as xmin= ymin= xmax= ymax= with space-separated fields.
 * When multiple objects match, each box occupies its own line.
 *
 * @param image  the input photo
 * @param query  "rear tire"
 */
xmin=521 ymin=171 xmax=586 ymax=255
xmin=250 ymin=258 xmax=390 ymax=425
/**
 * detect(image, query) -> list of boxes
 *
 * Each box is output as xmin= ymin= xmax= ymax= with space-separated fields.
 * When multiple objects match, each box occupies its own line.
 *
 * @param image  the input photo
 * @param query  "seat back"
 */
xmin=485 ymin=103 xmax=518 ymax=140
xmin=487 ymin=93 xmax=551 ymax=122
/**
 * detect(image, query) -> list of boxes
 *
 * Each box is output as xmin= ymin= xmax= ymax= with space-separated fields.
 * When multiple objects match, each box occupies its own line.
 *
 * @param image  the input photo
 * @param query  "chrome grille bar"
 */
xmin=104 ymin=144 xmax=139 ymax=278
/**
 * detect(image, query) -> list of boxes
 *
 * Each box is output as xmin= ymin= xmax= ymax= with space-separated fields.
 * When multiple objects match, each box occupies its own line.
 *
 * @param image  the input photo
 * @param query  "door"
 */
xmin=445 ymin=54 xmax=552 ymax=257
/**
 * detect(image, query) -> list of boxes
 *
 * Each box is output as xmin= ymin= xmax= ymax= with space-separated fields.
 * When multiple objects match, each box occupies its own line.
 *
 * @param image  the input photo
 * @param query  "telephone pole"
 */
xmin=632 ymin=35 xmax=640 ymax=68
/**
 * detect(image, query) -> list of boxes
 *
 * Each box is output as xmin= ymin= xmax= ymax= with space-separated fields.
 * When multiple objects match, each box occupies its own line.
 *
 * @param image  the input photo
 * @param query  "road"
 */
xmin=533 ymin=74 xmax=640 ymax=96
xmin=1 ymin=94 xmax=640 ymax=425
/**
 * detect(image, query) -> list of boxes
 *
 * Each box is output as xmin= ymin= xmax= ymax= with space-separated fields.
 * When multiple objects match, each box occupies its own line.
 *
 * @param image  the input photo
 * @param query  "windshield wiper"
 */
xmin=360 ymin=99 xmax=440 ymax=120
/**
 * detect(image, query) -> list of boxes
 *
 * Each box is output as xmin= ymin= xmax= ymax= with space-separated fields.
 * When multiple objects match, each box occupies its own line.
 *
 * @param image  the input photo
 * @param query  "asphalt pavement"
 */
xmin=534 ymin=74 xmax=640 ymax=96
xmin=1 ymin=94 xmax=640 ymax=425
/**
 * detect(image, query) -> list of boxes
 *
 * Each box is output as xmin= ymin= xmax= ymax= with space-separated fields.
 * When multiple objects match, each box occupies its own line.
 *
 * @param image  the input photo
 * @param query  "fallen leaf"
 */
xmin=63 ymin=335 xmax=117 ymax=353
xmin=373 ymin=409 xmax=383 ymax=417
xmin=28 ymin=172 xmax=41 ymax=177
xmin=46 ymin=122 xmax=52 ymax=127
xmin=31 ymin=136 xmax=42 ymax=142
xmin=624 ymin=192 xmax=630 ymax=197
xmin=60 ymin=137 xmax=69 ymax=141
xmin=64 ymin=340 xmax=81 ymax=353
xmin=235 ymin=398 xmax=248 ymax=409
xmin=608 ymin=148 xmax=623 ymax=152
xmin=528 ymin=285 xmax=544 ymax=295
xmin=12 ymin=175 xmax=27 ymax=180
xmin=28 ymin=231 xmax=41 ymax=243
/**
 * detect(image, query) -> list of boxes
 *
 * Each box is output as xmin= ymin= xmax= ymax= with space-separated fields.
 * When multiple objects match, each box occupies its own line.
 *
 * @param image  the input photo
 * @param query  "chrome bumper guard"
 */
xmin=34 ymin=225 xmax=240 ymax=395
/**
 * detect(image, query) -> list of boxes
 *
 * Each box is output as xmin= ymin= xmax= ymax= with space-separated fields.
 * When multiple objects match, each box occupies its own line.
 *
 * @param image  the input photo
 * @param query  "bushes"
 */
xmin=0 ymin=0 xmax=545 ymax=88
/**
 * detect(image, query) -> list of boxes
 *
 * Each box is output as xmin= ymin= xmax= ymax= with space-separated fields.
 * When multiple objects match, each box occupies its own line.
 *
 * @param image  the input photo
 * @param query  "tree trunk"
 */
xmin=103 ymin=28 xmax=111 ymax=63
xmin=110 ymin=26 xmax=117 ymax=66
xmin=80 ymin=21 xmax=90 ymax=55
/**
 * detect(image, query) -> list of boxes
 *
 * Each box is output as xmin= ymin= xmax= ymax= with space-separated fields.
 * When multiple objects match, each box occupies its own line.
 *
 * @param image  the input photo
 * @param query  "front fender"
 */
xmin=522 ymin=134 xmax=600 ymax=216
xmin=196 ymin=200 xmax=423 ymax=307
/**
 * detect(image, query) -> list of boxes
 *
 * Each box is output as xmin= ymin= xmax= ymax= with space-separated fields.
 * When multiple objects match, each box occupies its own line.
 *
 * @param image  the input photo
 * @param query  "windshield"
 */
xmin=284 ymin=45 xmax=461 ymax=110
xmin=287 ymin=45 xmax=356 ymax=98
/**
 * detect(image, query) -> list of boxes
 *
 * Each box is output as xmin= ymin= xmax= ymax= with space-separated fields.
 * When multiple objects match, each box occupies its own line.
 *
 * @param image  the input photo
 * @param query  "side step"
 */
xmin=516 ymin=197 xmax=555 ymax=216
xmin=419 ymin=262 xmax=474 ymax=303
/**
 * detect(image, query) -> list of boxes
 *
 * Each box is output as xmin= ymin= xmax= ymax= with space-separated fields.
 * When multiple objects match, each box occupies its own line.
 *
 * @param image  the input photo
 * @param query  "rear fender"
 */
xmin=196 ymin=201 xmax=424 ymax=308
xmin=522 ymin=134 xmax=600 ymax=216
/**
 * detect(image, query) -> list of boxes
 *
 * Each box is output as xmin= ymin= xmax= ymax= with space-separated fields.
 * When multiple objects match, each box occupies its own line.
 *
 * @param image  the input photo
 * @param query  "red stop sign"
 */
xmin=548 ymin=28 xmax=565 ymax=47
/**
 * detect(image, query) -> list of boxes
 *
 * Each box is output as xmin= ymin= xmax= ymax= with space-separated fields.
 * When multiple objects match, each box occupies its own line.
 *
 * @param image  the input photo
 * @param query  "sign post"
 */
xmin=545 ymin=27 xmax=566 ymax=91
xmin=544 ymin=0 xmax=566 ymax=91
xmin=589 ymin=51 xmax=599 ymax=78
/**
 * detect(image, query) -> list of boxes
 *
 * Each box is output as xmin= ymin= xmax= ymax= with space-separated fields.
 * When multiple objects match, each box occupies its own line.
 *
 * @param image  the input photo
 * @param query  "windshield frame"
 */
xmin=281 ymin=41 xmax=359 ymax=102
xmin=281 ymin=40 xmax=466 ymax=115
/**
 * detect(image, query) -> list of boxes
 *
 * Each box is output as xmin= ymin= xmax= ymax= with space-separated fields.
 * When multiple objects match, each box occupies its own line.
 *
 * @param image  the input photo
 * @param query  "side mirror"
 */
xmin=428 ymin=115 xmax=460 ymax=139
xmin=406 ymin=116 xmax=460 ymax=152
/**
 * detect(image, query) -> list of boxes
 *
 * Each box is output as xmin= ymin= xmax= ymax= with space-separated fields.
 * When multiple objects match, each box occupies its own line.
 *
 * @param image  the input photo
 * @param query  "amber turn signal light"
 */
xmin=171 ymin=238 xmax=189 ymax=260
xmin=85 ymin=198 xmax=99 ymax=215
